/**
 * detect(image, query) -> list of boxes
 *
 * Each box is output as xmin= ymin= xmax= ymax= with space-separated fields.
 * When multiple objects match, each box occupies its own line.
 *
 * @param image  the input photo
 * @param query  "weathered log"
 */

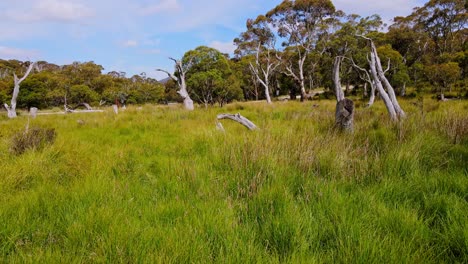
xmin=335 ymin=98 xmax=354 ymax=132
xmin=37 ymin=110 xmax=104 ymax=115
xmin=217 ymin=113 xmax=258 ymax=130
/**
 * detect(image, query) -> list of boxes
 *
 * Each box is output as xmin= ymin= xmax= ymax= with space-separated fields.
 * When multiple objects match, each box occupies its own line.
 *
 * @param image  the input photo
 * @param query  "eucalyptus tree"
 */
xmin=183 ymin=46 xmax=242 ymax=107
xmin=410 ymin=0 xmax=467 ymax=56
xmin=266 ymin=0 xmax=336 ymax=101
xmin=388 ymin=0 xmax=466 ymax=90
xmin=234 ymin=15 xmax=280 ymax=104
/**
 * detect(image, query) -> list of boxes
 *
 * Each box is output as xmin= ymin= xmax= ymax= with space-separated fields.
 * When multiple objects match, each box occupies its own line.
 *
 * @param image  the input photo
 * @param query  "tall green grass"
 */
xmin=0 ymin=99 xmax=467 ymax=263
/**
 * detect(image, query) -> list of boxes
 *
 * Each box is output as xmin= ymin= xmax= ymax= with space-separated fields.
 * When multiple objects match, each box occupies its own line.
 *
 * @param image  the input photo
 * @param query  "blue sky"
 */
xmin=0 ymin=0 xmax=427 ymax=80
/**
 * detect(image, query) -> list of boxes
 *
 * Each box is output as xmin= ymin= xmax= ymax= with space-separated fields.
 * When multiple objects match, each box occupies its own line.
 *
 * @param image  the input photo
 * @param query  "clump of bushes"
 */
xmin=10 ymin=127 xmax=56 ymax=155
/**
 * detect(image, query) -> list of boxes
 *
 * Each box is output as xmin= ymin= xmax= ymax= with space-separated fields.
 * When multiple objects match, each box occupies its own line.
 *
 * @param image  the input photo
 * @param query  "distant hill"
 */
xmin=158 ymin=77 xmax=172 ymax=84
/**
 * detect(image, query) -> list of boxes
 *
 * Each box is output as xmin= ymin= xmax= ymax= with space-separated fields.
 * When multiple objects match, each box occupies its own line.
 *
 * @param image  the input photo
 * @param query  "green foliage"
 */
xmin=183 ymin=46 xmax=242 ymax=106
xmin=68 ymin=84 xmax=99 ymax=104
xmin=426 ymin=62 xmax=462 ymax=92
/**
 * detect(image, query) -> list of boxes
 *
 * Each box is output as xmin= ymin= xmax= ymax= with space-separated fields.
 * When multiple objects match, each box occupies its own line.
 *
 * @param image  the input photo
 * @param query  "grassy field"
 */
xmin=0 ymin=98 xmax=467 ymax=263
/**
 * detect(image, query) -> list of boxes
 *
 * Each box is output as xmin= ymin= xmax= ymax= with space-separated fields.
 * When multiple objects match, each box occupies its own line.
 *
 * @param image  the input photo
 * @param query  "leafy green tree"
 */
xmin=426 ymin=62 xmax=461 ymax=94
xmin=183 ymin=46 xmax=242 ymax=107
xmin=68 ymin=84 xmax=99 ymax=105
xmin=267 ymin=0 xmax=336 ymax=100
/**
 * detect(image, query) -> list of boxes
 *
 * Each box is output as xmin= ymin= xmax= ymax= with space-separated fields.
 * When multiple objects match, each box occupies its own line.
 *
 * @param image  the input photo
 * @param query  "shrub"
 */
xmin=10 ymin=127 xmax=56 ymax=155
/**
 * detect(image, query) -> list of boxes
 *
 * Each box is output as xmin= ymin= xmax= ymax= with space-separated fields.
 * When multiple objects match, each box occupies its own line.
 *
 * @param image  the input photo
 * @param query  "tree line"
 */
xmin=0 ymin=0 xmax=466 ymax=113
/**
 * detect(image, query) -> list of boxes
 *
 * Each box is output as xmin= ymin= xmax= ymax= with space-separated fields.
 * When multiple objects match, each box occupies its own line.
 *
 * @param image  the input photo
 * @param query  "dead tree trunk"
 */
xmin=368 ymin=51 xmax=398 ymax=121
xmin=29 ymin=107 xmax=38 ymax=119
xmin=217 ymin=113 xmax=258 ymax=130
xmin=333 ymin=57 xmax=354 ymax=132
xmin=4 ymin=62 xmax=37 ymax=118
xmin=368 ymin=81 xmax=376 ymax=107
xmin=335 ymin=99 xmax=354 ymax=132
xmin=371 ymin=41 xmax=406 ymax=118
xmin=333 ymin=57 xmax=345 ymax=102
xmin=157 ymin=58 xmax=194 ymax=111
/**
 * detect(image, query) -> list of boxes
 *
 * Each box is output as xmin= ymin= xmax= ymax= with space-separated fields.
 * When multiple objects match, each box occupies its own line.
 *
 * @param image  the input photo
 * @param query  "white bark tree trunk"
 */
xmin=368 ymin=81 xmax=376 ymax=107
xmin=4 ymin=62 xmax=37 ymax=118
xmin=157 ymin=58 xmax=194 ymax=111
xmin=371 ymin=42 xmax=406 ymax=119
xmin=217 ymin=113 xmax=258 ymax=130
xmin=333 ymin=57 xmax=345 ymax=102
xmin=29 ymin=107 xmax=38 ymax=118
xmin=369 ymin=51 xmax=398 ymax=121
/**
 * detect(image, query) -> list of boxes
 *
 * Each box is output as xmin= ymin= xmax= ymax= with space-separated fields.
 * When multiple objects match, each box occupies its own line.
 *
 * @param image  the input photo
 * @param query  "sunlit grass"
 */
xmin=0 ymin=98 xmax=467 ymax=263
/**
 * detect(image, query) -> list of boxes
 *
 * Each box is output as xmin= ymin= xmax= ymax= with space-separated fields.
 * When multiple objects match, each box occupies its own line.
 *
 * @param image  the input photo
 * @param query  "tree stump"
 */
xmin=30 ymin=107 xmax=38 ymax=118
xmin=335 ymin=98 xmax=354 ymax=132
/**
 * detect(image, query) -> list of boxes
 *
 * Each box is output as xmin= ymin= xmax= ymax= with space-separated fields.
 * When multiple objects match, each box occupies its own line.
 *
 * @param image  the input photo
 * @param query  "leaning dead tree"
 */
xmin=217 ymin=113 xmax=258 ymax=131
xmin=156 ymin=58 xmax=194 ymax=111
xmin=4 ymin=61 xmax=37 ymax=118
xmin=359 ymin=36 xmax=406 ymax=121
xmin=333 ymin=56 xmax=354 ymax=132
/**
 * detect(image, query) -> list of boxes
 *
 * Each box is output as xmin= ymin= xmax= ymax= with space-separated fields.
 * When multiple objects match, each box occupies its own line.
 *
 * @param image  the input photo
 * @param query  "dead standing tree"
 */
xmin=157 ymin=58 xmax=194 ymax=111
xmin=333 ymin=56 xmax=354 ymax=132
xmin=4 ymin=61 xmax=37 ymax=118
xmin=358 ymin=36 xmax=406 ymax=121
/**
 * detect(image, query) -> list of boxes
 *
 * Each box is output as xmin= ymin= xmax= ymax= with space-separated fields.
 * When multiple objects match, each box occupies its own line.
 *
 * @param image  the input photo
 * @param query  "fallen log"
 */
xmin=37 ymin=109 xmax=104 ymax=116
xmin=217 ymin=113 xmax=258 ymax=130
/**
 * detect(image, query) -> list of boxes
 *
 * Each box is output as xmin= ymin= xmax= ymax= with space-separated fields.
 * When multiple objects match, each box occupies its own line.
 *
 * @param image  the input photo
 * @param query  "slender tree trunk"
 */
xmin=363 ymin=82 xmax=368 ymax=97
xmin=368 ymin=81 xmax=376 ymax=107
xmin=333 ymin=57 xmax=345 ymax=102
xmin=264 ymin=80 xmax=272 ymax=104
xmin=400 ymin=83 xmax=406 ymax=96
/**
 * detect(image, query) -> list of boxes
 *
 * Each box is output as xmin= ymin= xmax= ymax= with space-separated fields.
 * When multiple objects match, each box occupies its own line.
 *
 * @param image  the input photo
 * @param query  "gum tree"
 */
xmin=267 ymin=0 xmax=335 ymax=101
xmin=235 ymin=15 xmax=280 ymax=104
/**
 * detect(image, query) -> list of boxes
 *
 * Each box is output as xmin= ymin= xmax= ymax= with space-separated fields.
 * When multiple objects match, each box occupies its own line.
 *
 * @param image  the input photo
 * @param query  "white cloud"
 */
xmin=142 ymin=49 xmax=161 ymax=54
xmin=333 ymin=0 xmax=423 ymax=24
xmin=122 ymin=40 xmax=139 ymax=47
xmin=208 ymin=41 xmax=236 ymax=54
xmin=3 ymin=0 xmax=94 ymax=23
xmin=140 ymin=0 xmax=181 ymax=15
xmin=0 ymin=46 xmax=40 ymax=60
